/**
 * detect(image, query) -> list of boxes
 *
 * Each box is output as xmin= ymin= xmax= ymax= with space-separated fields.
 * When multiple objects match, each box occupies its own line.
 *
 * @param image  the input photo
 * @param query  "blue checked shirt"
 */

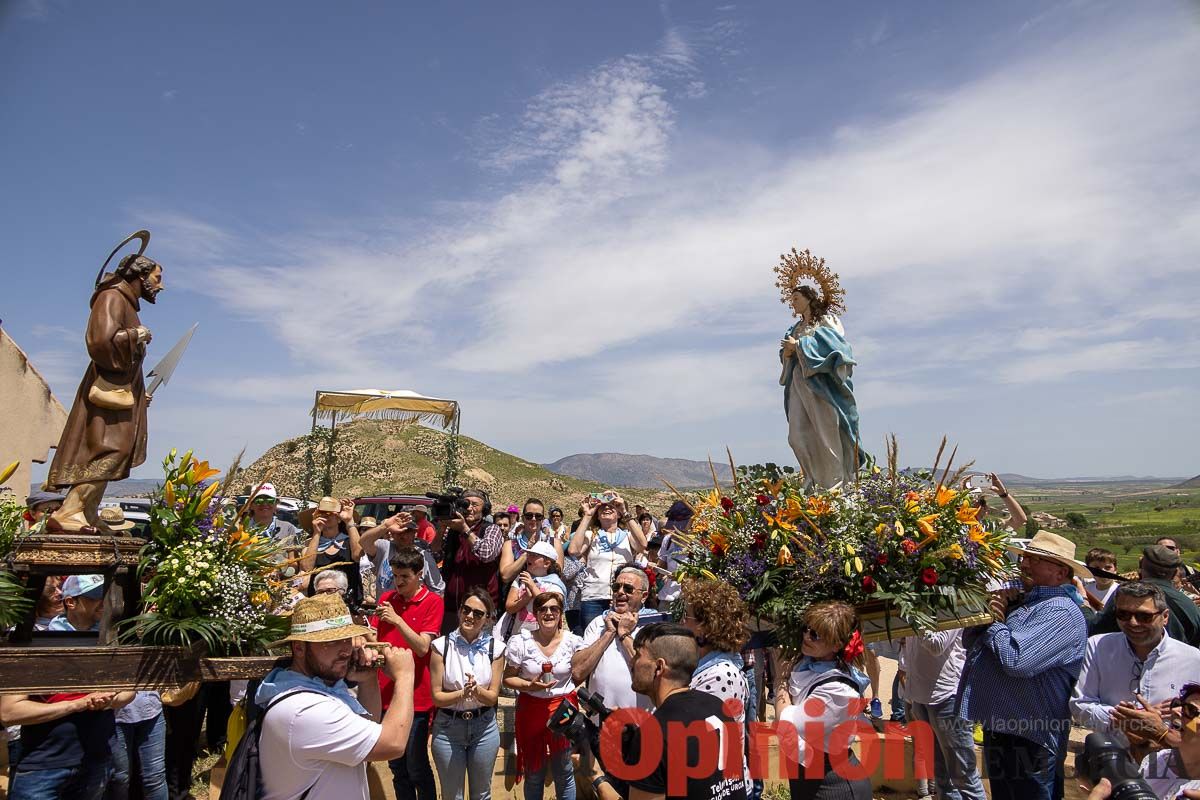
xmin=957 ymin=585 xmax=1088 ymax=753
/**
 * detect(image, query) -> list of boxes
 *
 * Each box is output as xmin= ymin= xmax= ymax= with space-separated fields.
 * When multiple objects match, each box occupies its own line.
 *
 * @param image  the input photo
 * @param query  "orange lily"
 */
xmin=947 ymin=543 xmax=965 ymax=560
xmin=199 ymin=481 xmax=220 ymax=506
xmin=956 ymin=502 xmax=981 ymax=525
xmin=936 ymin=485 xmax=957 ymax=507
xmin=763 ymin=479 xmax=785 ymax=496
xmin=708 ymin=532 xmax=728 ymax=554
xmin=968 ymin=524 xmax=987 ymax=543
xmin=916 ymin=513 xmax=940 ymax=537
xmin=777 ymin=545 xmax=794 ymax=566
xmin=764 ymin=512 xmax=797 ymax=532
xmin=191 ymin=459 xmax=221 ymax=483
xmin=779 ymin=496 xmax=804 ymax=524
xmin=164 ymin=480 xmax=176 ymax=506
xmin=806 ymin=496 xmax=833 ymax=516
xmin=874 ymin=523 xmax=890 ymax=540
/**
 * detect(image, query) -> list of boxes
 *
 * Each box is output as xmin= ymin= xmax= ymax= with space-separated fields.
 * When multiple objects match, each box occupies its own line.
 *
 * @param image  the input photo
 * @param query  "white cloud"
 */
xmin=154 ymin=8 xmax=1200 ymax=474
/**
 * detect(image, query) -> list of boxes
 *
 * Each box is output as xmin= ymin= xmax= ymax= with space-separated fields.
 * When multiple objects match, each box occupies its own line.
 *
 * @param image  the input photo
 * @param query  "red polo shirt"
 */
xmin=415 ymin=517 xmax=437 ymax=544
xmin=373 ymin=586 xmax=443 ymax=712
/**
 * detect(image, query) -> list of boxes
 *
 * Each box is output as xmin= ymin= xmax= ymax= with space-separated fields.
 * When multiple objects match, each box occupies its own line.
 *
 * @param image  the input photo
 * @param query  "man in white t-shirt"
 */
xmin=256 ymin=593 xmax=416 ymax=800
xmin=571 ymin=565 xmax=662 ymax=711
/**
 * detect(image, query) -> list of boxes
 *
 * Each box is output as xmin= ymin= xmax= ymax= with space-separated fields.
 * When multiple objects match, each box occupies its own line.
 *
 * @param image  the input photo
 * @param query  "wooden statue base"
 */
xmin=5 ymin=533 xmax=146 ymax=645
xmin=0 ymin=645 xmax=284 ymax=692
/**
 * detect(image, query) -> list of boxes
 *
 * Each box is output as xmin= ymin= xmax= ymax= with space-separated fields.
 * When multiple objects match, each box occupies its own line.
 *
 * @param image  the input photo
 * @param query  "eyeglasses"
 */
xmin=315 ymin=586 xmax=346 ymax=596
xmin=1130 ymin=659 xmax=1145 ymax=697
xmin=460 ymin=607 xmax=487 ymax=620
xmin=1115 ymin=609 xmax=1165 ymax=624
xmin=613 ymin=582 xmax=641 ymax=595
xmin=524 ymin=512 xmax=545 ymax=520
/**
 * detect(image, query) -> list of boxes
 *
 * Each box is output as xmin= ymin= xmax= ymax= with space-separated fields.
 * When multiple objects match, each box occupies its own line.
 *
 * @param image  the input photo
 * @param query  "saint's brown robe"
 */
xmin=46 ymin=279 xmax=149 ymax=487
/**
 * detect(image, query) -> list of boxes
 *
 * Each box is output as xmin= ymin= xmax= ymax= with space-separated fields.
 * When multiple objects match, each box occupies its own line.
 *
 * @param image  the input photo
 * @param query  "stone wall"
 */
xmin=0 ymin=328 xmax=67 ymax=503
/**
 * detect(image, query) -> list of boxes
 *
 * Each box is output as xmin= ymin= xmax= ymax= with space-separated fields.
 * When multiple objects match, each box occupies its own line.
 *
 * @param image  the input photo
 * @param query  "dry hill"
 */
xmin=235 ymin=419 xmax=677 ymax=513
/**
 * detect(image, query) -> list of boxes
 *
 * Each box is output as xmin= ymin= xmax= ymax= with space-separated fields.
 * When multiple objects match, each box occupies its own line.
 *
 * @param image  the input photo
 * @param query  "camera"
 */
xmin=1075 ymin=733 xmax=1157 ymax=800
xmin=425 ymin=486 xmax=470 ymax=522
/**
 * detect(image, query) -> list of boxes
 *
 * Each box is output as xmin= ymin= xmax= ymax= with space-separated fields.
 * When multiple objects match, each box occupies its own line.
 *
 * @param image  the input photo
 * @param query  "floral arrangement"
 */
xmin=671 ymin=442 xmax=1014 ymax=646
xmin=122 ymin=449 xmax=290 ymax=654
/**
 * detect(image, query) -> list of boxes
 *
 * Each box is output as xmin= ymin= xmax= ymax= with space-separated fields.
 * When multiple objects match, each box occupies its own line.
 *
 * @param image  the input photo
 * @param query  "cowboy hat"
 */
xmin=268 ymin=592 xmax=373 ymax=648
xmin=1007 ymin=531 xmax=1093 ymax=580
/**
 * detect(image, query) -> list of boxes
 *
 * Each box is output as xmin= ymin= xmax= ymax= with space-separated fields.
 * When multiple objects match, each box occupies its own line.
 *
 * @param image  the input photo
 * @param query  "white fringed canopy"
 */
xmin=311 ymin=389 xmax=460 ymax=430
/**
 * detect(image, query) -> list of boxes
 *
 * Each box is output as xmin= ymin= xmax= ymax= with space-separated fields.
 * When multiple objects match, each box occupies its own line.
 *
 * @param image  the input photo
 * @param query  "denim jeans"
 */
xmin=109 ymin=712 xmax=169 ymax=800
xmin=430 ymin=708 xmax=501 ymax=800
xmin=982 ymin=729 xmax=1058 ymax=800
xmin=10 ymin=761 xmax=108 ymax=800
xmin=579 ymin=599 xmax=610 ymax=631
xmin=908 ymin=699 xmax=985 ymax=800
xmin=524 ymin=747 xmax=574 ymax=800
xmin=390 ymin=710 xmax=436 ymax=800
xmin=743 ymin=656 xmax=763 ymax=800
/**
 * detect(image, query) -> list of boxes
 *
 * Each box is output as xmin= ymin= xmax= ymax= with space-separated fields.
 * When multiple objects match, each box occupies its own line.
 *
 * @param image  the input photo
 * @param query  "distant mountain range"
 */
xmin=543 ymin=454 xmax=1188 ymax=490
xmin=543 ymin=453 xmax=735 ymax=489
xmin=1178 ymin=475 xmax=1200 ymax=489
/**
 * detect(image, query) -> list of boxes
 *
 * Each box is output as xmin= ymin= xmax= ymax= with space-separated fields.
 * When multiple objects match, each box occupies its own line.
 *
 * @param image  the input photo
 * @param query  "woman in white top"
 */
xmin=503 ymin=591 xmax=583 ymax=800
xmin=429 ymin=587 xmax=504 ymax=800
xmin=568 ymin=493 xmax=647 ymax=631
xmin=774 ymin=601 xmax=872 ymax=800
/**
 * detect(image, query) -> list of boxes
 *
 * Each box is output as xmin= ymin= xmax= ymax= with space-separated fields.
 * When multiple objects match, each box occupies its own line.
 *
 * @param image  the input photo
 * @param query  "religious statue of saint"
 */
xmin=775 ymin=248 xmax=865 ymax=489
xmin=45 ymin=232 xmax=164 ymax=534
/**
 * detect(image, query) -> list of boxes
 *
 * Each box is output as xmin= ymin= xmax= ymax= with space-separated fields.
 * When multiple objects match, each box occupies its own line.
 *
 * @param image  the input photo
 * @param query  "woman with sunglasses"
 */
xmin=774 ymin=601 xmax=872 ymax=800
xmin=429 ymin=587 xmax=504 ymax=800
xmin=499 ymin=498 xmax=563 ymax=586
xmin=569 ymin=492 xmax=647 ymax=630
xmin=504 ymin=591 xmax=583 ymax=800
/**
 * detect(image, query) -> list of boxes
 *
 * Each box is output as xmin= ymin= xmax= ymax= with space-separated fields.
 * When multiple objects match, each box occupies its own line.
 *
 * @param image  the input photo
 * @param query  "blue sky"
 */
xmin=3 ymin=0 xmax=1198 ymax=481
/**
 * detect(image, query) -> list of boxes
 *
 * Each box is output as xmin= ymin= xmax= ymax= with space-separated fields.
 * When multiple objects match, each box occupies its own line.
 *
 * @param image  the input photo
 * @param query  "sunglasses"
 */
xmin=524 ymin=512 xmax=545 ymax=520
xmin=1115 ymin=609 xmax=1165 ymax=624
xmin=538 ymin=605 xmax=562 ymax=614
xmin=803 ymin=628 xmax=822 ymax=642
xmin=460 ymin=607 xmax=487 ymax=620
xmin=252 ymin=497 xmax=275 ymax=505
xmin=613 ymin=582 xmax=641 ymax=595
xmin=1173 ymin=699 xmax=1200 ymax=720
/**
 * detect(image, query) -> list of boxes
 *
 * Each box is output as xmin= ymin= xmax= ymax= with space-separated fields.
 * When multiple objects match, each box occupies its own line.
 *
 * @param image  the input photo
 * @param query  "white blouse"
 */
xmin=504 ymin=629 xmax=583 ymax=698
xmin=781 ymin=666 xmax=864 ymax=767
xmin=433 ymin=633 xmax=502 ymax=711
xmin=578 ymin=528 xmax=637 ymax=601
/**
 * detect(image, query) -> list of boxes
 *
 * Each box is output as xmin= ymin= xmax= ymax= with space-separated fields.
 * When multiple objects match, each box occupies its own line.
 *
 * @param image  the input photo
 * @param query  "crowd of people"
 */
xmin=5 ymin=479 xmax=1200 ymax=800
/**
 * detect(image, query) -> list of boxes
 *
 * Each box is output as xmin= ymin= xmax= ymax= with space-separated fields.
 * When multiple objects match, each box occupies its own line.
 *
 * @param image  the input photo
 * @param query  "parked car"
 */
xmin=353 ymin=494 xmax=433 ymax=524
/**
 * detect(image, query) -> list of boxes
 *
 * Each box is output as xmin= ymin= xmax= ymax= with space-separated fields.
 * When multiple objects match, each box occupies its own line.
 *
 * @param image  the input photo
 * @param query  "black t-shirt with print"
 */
xmin=627 ymin=689 xmax=747 ymax=800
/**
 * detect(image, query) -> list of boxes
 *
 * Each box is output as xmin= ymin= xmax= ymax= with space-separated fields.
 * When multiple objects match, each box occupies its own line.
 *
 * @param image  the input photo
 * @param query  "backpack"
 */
xmin=219 ymin=688 xmax=323 ymax=800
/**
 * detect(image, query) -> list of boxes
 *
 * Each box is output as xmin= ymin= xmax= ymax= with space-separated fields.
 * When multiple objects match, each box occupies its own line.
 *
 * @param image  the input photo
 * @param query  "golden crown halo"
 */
xmin=773 ymin=247 xmax=846 ymax=318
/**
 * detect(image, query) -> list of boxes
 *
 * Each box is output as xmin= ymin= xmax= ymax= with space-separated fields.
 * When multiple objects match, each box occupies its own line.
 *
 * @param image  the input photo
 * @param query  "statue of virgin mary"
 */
xmin=775 ymin=248 xmax=865 ymax=489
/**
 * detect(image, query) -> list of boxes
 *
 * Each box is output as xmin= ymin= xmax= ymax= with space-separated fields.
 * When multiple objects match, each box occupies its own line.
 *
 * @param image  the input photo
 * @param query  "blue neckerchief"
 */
xmin=255 ymin=666 xmax=368 ymax=716
xmin=595 ymin=527 xmax=628 ymax=552
xmin=319 ymin=532 xmax=348 ymax=549
xmin=793 ymin=656 xmax=870 ymax=693
xmin=450 ymin=629 xmax=494 ymax=659
xmin=696 ymin=650 xmax=744 ymax=673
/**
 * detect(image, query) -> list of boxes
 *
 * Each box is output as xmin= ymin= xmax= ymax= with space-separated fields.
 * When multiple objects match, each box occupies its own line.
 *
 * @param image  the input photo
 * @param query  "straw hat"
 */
xmin=268 ymin=592 xmax=373 ymax=647
xmin=99 ymin=506 xmax=136 ymax=531
xmin=1007 ymin=531 xmax=1093 ymax=580
xmin=298 ymin=496 xmax=345 ymax=534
